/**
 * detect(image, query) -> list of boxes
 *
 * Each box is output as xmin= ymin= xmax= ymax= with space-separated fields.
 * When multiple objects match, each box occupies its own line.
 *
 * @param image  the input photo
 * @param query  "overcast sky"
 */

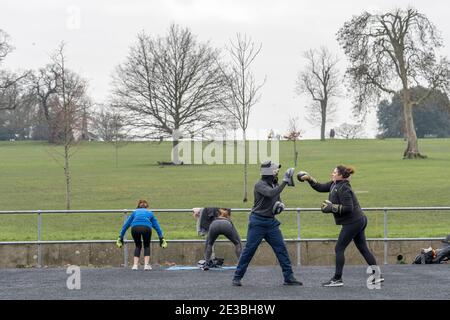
xmin=1 ymin=0 xmax=449 ymax=139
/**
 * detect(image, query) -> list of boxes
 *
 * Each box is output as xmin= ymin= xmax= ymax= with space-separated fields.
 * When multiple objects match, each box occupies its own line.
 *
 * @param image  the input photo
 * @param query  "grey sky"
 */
xmin=1 ymin=0 xmax=449 ymax=139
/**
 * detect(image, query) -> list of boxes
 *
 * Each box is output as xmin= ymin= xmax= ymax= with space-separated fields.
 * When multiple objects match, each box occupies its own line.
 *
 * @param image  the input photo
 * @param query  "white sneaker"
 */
xmin=132 ymin=264 xmax=138 ymax=270
xmin=144 ymin=264 xmax=152 ymax=270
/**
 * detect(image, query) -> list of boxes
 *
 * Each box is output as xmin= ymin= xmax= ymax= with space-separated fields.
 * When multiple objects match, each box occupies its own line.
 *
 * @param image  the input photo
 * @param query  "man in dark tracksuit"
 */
xmin=232 ymin=161 xmax=302 ymax=286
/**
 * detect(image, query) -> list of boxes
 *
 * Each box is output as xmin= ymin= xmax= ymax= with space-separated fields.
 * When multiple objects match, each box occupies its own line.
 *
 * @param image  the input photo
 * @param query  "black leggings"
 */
xmin=334 ymin=215 xmax=377 ymax=279
xmin=205 ymin=219 xmax=242 ymax=262
xmin=131 ymin=225 xmax=152 ymax=257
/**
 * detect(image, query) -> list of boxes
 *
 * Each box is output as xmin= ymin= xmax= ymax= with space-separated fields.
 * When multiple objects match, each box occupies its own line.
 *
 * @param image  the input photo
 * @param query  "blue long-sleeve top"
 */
xmin=119 ymin=208 xmax=164 ymax=239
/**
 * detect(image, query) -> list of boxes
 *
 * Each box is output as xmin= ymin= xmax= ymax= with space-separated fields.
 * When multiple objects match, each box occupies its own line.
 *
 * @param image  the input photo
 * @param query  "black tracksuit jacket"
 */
xmin=308 ymin=179 xmax=364 ymax=225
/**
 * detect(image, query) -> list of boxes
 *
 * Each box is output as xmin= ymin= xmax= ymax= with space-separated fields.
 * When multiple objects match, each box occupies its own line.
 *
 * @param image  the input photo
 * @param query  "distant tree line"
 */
xmin=377 ymin=87 xmax=450 ymax=139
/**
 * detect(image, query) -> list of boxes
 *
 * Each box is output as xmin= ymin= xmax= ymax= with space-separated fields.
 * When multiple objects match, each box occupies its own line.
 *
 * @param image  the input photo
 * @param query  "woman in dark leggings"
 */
xmin=117 ymin=199 xmax=167 ymax=270
xmin=297 ymin=165 xmax=383 ymax=287
xmin=202 ymin=208 xmax=242 ymax=271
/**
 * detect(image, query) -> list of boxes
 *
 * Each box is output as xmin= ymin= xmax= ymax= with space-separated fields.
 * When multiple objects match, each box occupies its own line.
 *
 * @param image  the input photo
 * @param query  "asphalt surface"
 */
xmin=0 ymin=264 xmax=448 ymax=300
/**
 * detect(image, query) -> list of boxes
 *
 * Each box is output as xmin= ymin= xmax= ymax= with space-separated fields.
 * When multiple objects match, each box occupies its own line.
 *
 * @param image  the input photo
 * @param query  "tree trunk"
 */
xmin=293 ymin=140 xmax=298 ymax=167
xmin=243 ymin=130 xmax=248 ymax=203
xmin=171 ymin=128 xmax=182 ymax=164
xmin=64 ymin=143 xmax=71 ymax=210
xmin=115 ymin=142 xmax=119 ymax=168
xmin=402 ymin=101 xmax=426 ymax=159
xmin=320 ymin=101 xmax=326 ymax=141
xmin=172 ymin=139 xmax=180 ymax=164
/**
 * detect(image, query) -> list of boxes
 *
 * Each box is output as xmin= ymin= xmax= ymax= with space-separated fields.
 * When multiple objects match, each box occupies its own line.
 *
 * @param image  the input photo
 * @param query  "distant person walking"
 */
xmin=297 ymin=165 xmax=383 ymax=287
xmin=329 ymin=128 xmax=336 ymax=139
xmin=116 ymin=199 xmax=167 ymax=270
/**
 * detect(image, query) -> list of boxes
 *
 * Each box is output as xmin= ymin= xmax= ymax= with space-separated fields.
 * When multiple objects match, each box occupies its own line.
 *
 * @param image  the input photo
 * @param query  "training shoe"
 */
xmin=232 ymin=278 xmax=242 ymax=286
xmin=201 ymin=264 xmax=209 ymax=271
xmin=322 ymin=278 xmax=343 ymax=287
xmin=132 ymin=264 xmax=138 ymax=270
xmin=283 ymin=277 xmax=303 ymax=286
xmin=144 ymin=264 xmax=152 ymax=270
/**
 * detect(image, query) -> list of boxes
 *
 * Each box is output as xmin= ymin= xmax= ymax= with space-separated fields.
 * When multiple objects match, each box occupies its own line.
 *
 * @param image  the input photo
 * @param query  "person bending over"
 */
xmin=117 ymin=199 xmax=167 ymax=270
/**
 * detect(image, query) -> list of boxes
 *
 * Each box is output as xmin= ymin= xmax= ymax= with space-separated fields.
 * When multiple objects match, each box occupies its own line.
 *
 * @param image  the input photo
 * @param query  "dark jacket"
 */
xmin=198 ymin=207 xmax=220 ymax=235
xmin=252 ymin=176 xmax=287 ymax=218
xmin=308 ymin=179 xmax=364 ymax=225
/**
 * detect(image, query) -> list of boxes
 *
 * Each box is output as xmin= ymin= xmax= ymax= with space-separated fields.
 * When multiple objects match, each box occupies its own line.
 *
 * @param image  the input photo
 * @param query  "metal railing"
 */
xmin=0 ymin=207 xmax=448 ymax=267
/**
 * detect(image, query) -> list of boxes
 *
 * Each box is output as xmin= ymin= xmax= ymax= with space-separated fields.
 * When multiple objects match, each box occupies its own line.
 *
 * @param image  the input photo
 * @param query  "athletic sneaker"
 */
xmin=144 ymin=264 xmax=152 ymax=270
xmin=232 ymin=278 xmax=242 ymax=286
xmin=132 ymin=264 xmax=138 ymax=270
xmin=322 ymin=278 xmax=343 ymax=287
xmin=283 ymin=277 xmax=303 ymax=286
xmin=201 ymin=264 xmax=209 ymax=271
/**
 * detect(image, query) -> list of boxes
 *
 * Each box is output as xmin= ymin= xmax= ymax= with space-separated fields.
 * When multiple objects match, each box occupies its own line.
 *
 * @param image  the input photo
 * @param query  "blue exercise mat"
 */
xmin=166 ymin=266 xmax=236 ymax=271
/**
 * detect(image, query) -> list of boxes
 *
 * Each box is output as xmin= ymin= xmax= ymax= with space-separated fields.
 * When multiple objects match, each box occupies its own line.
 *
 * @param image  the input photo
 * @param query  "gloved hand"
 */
xmin=272 ymin=201 xmax=285 ymax=215
xmin=159 ymin=237 xmax=168 ymax=249
xmin=116 ymin=236 xmax=123 ymax=248
xmin=321 ymin=200 xmax=342 ymax=214
xmin=297 ymin=171 xmax=316 ymax=183
xmin=282 ymin=168 xmax=295 ymax=186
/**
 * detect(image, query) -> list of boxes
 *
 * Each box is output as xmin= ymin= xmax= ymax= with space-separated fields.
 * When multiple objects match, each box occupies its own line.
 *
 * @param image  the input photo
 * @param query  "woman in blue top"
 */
xmin=117 ymin=199 xmax=167 ymax=270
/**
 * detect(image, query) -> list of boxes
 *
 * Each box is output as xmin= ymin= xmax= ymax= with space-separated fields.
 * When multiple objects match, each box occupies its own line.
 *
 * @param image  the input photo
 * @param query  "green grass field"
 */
xmin=0 ymin=139 xmax=449 ymax=241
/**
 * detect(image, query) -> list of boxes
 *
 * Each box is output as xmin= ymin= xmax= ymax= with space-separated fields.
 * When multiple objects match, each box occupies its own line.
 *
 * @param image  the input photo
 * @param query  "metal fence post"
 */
xmin=123 ymin=210 xmax=128 ymax=268
xmin=296 ymin=208 xmax=301 ymax=266
xmin=384 ymin=208 xmax=388 ymax=265
xmin=37 ymin=210 xmax=42 ymax=268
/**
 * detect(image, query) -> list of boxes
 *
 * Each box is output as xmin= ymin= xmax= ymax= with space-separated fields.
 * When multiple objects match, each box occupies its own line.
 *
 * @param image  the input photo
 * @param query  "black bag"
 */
xmin=412 ymin=243 xmax=450 ymax=264
xmin=197 ymin=257 xmax=225 ymax=269
xmin=209 ymin=257 xmax=224 ymax=268
xmin=412 ymin=249 xmax=435 ymax=264
xmin=435 ymin=246 xmax=450 ymax=263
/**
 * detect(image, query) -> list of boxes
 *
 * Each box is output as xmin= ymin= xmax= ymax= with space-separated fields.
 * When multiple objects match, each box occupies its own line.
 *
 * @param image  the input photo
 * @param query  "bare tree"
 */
xmin=296 ymin=47 xmax=341 ymax=141
xmin=111 ymin=24 xmax=227 ymax=164
xmin=31 ymin=64 xmax=60 ymax=142
xmin=46 ymin=43 xmax=90 ymax=209
xmin=0 ymin=88 xmax=36 ymax=140
xmin=337 ymin=8 xmax=450 ymax=158
xmin=335 ymin=122 xmax=364 ymax=139
xmin=0 ymin=29 xmax=30 ymax=111
xmin=92 ymin=107 xmax=128 ymax=168
xmin=0 ymin=30 xmax=13 ymax=63
xmin=219 ymin=33 xmax=265 ymax=202
xmin=283 ymin=116 xmax=303 ymax=166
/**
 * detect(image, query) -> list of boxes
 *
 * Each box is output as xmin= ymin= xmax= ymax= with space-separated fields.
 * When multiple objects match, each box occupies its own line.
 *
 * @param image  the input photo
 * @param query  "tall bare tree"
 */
xmin=296 ymin=47 xmax=341 ymax=141
xmin=31 ymin=64 xmax=60 ymax=142
xmin=0 ymin=30 xmax=12 ymax=63
xmin=219 ymin=34 xmax=265 ymax=202
xmin=337 ymin=8 xmax=450 ymax=158
xmin=46 ymin=43 xmax=90 ymax=209
xmin=0 ymin=29 xmax=29 ymax=111
xmin=111 ymin=24 xmax=227 ymax=164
